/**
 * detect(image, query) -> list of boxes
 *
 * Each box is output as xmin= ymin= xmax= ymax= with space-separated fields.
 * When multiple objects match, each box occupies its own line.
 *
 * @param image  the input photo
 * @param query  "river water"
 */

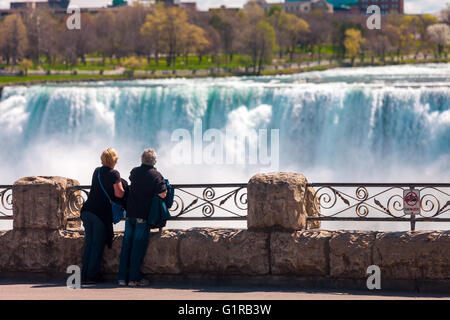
xmin=1 ymin=63 xmax=449 ymax=231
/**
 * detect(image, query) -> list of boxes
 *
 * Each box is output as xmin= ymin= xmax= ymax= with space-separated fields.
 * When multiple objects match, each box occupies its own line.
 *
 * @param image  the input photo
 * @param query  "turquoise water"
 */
xmin=0 ymin=63 xmax=449 ymax=231
xmin=1 ymin=63 xmax=448 ymax=185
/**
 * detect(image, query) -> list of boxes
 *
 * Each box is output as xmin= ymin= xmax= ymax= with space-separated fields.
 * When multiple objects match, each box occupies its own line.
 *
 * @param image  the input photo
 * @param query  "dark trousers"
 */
xmin=118 ymin=217 xmax=150 ymax=282
xmin=81 ymin=211 xmax=106 ymax=281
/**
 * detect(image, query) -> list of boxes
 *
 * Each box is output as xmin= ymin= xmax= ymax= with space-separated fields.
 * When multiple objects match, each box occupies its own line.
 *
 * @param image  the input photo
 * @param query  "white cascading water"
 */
xmin=0 ymin=63 xmax=449 ymax=230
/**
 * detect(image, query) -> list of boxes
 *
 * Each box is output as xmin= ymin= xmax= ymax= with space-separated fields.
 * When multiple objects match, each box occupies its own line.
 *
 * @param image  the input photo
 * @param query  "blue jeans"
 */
xmin=81 ymin=211 xmax=106 ymax=281
xmin=118 ymin=218 xmax=150 ymax=282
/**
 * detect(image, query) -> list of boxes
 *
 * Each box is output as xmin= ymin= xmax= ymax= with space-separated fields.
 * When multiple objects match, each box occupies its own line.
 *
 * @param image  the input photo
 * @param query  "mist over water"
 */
xmin=1 ymin=63 xmax=449 ymax=230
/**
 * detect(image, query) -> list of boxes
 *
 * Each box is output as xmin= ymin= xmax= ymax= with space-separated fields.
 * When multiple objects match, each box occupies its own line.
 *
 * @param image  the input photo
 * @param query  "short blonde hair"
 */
xmin=142 ymin=148 xmax=157 ymax=166
xmin=101 ymin=148 xmax=119 ymax=168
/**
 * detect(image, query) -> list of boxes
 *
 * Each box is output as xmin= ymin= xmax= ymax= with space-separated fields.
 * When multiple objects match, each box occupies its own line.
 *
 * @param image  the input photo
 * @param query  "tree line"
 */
xmin=0 ymin=2 xmax=449 ymax=74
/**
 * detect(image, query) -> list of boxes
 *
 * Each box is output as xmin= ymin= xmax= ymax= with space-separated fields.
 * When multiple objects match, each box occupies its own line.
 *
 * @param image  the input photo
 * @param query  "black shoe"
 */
xmin=82 ymin=279 xmax=97 ymax=285
xmin=82 ymin=275 xmax=103 ymax=285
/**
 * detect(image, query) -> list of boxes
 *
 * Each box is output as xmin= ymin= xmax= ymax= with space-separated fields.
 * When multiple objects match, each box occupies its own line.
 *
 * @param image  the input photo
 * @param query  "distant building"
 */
xmin=111 ymin=0 xmax=128 ymax=7
xmin=10 ymin=0 xmax=69 ymax=10
xmin=48 ymin=0 xmax=69 ymax=9
xmin=10 ymin=1 xmax=46 ymax=10
xmin=179 ymin=2 xmax=197 ymax=12
xmin=321 ymin=0 xmax=358 ymax=10
xmin=155 ymin=0 xmax=180 ymax=5
xmin=252 ymin=0 xmax=333 ymax=14
xmin=359 ymin=0 xmax=404 ymax=14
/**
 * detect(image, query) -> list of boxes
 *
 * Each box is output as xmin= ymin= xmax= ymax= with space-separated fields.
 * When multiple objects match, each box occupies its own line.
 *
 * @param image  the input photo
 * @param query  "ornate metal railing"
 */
xmin=305 ymin=183 xmax=450 ymax=231
xmin=0 ymin=186 xmax=13 ymax=220
xmin=2 ymin=183 xmax=450 ymax=231
xmin=66 ymin=184 xmax=248 ymax=221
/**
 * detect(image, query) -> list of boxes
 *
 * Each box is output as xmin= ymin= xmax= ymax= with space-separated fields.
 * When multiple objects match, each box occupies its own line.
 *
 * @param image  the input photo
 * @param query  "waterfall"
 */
xmin=0 ymin=64 xmax=449 ymax=185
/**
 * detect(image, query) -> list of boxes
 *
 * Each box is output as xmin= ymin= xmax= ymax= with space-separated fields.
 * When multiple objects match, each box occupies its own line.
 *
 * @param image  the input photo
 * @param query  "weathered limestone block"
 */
xmin=373 ymin=231 xmax=450 ymax=280
xmin=102 ymin=230 xmax=185 ymax=275
xmin=13 ymin=176 xmax=80 ymax=230
xmin=5 ymin=230 xmax=61 ymax=272
xmin=0 ymin=230 xmax=14 ymax=271
xmin=329 ymin=231 xmax=377 ymax=279
xmin=0 ymin=229 xmax=83 ymax=273
xmin=180 ymin=228 xmax=269 ymax=275
xmin=53 ymin=230 xmax=84 ymax=272
xmin=142 ymin=230 xmax=184 ymax=275
xmin=271 ymin=230 xmax=332 ymax=276
xmin=247 ymin=172 xmax=320 ymax=231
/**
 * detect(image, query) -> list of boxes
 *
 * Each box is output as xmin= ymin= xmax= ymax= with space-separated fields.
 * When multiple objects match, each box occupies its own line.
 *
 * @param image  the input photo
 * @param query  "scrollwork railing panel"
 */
xmin=170 ymin=185 xmax=247 ymax=219
xmin=308 ymin=183 xmax=450 ymax=227
xmin=65 ymin=184 xmax=247 ymax=221
xmin=0 ymin=186 xmax=13 ymax=219
xmin=1 ymin=182 xmax=448 ymax=230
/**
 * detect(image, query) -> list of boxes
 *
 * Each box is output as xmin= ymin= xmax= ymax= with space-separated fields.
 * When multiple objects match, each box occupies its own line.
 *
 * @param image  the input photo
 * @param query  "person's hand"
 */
xmin=158 ymin=190 xmax=167 ymax=199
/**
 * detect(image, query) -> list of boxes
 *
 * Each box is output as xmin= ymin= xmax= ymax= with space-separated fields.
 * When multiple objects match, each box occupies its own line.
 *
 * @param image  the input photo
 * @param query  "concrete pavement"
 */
xmin=0 ymin=280 xmax=448 ymax=300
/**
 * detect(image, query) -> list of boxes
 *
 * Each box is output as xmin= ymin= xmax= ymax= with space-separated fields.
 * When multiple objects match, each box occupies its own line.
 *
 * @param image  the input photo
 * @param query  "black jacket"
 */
xmin=81 ymin=166 xmax=123 ymax=248
xmin=126 ymin=164 xmax=167 ymax=220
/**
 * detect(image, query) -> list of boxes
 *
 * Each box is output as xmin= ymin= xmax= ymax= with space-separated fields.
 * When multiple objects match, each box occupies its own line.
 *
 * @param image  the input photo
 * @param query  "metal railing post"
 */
xmin=410 ymin=186 xmax=416 ymax=232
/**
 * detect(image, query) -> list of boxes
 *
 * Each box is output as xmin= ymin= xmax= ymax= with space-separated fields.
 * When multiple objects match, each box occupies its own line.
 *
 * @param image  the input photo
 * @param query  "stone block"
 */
xmin=247 ymin=172 xmax=320 ymax=230
xmin=329 ymin=231 xmax=376 ymax=279
xmin=13 ymin=176 xmax=79 ymax=230
xmin=180 ymin=228 xmax=269 ymax=275
xmin=373 ymin=231 xmax=450 ymax=280
xmin=271 ymin=230 xmax=332 ymax=276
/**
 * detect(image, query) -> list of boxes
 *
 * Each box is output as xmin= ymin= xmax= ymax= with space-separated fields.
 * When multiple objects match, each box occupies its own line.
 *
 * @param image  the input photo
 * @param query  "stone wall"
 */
xmin=0 ymin=173 xmax=449 ymax=292
xmin=1 ymin=228 xmax=449 ymax=290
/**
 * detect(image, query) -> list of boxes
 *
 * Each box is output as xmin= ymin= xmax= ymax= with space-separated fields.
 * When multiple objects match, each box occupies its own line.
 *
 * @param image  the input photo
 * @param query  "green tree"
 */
xmin=141 ymin=3 xmax=167 ymax=66
xmin=266 ymin=6 xmax=290 ymax=59
xmin=114 ymin=4 xmax=149 ymax=61
xmin=364 ymin=30 xmax=391 ymax=64
xmin=385 ymin=23 xmax=414 ymax=61
xmin=344 ymin=28 xmax=364 ymax=65
xmin=19 ymin=58 xmax=33 ymax=75
xmin=179 ymin=24 xmax=210 ymax=65
xmin=384 ymin=12 xmax=415 ymax=61
xmin=240 ymin=3 xmax=277 ymax=75
xmin=23 ymin=9 xmax=59 ymax=66
xmin=209 ymin=9 xmax=239 ymax=63
xmin=255 ymin=20 xmax=277 ymax=74
xmin=164 ymin=6 xmax=190 ymax=67
xmin=94 ymin=10 xmax=117 ymax=65
xmin=306 ymin=10 xmax=332 ymax=63
xmin=285 ymin=14 xmax=309 ymax=61
xmin=58 ymin=13 xmax=96 ymax=68
xmin=331 ymin=20 xmax=363 ymax=60
xmin=122 ymin=56 xmax=144 ymax=76
xmin=0 ymin=14 xmax=29 ymax=65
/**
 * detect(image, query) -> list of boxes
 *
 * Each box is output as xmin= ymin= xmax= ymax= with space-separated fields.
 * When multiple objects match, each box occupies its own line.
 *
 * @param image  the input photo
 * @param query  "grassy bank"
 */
xmin=1 ymin=58 xmax=449 ymax=88
xmin=0 ymin=74 xmax=129 ymax=86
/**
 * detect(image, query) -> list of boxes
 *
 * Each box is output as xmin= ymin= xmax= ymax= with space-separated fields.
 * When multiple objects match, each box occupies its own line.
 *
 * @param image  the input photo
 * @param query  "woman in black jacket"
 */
xmin=80 ymin=148 xmax=126 ymax=284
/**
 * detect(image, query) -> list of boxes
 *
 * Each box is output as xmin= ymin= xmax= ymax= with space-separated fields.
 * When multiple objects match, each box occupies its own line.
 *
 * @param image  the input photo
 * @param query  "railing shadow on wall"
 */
xmin=2 ymin=183 xmax=450 ymax=231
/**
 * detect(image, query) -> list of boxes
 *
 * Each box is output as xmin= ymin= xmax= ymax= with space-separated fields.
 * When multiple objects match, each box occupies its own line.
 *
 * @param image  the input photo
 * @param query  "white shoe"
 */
xmin=118 ymin=280 xmax=127 ymax=286
xmin=128 ymin=278 xmax=149 ymax=287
